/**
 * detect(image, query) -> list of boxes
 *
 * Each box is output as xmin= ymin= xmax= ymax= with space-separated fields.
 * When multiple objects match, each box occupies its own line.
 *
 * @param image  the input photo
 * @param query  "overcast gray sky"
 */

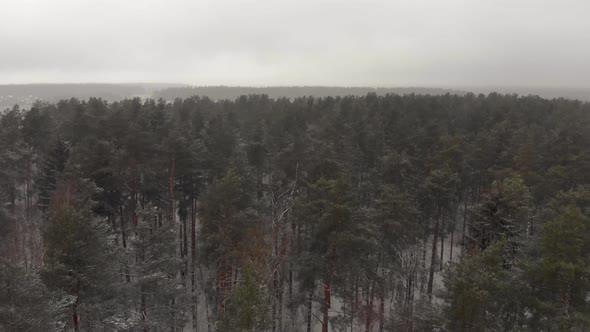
xmin=0 ymin=0 xmax=588 ymax=87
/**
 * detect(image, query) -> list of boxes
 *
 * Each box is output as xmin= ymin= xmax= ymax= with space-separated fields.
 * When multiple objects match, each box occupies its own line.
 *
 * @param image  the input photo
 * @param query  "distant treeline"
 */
xmin=0 ymin=83 xmax=148 ymax=99
xmin=0 ymin=83 xmax=183 ymax=109
xmin=153 ymin=86 xmax=464 ymax=100
xmin=3 ymin=84 xmax=590 ymax=111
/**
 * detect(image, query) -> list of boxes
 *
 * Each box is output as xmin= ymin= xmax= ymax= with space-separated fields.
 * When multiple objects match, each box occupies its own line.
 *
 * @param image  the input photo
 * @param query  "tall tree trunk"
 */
xmin=449 ymin=227 xmax=455 ymax=262
xmin=272 ymin=271 xmax=277 ymax=332
xmin=277 ymin=279 xmax=284 ymax=332
xmin=408 ymin=295 xmax=414 ymax=332
xmin=10 ymin=177 xmax=16 ymax=212
xmin=183 ymin=214 xmax=188 ymax=256
xmin=26 ymin=157 xmax=31 ymax=222
xmin=110 ymin=213 xmax=119 ymax=246
xmin=179 ymin=220 xmax=184 ymax=258
xmin=169 ymin=157 xmax=175 ymax=223
xmin=170 ymin=298 xmax=176 ymax=331
xmin=138 ymin=229 xmax=147 ymax=332
xmin=366 ymin=283 xmax=374 ymax=332
xmin=378 ymin=289 xmax=385 ymax=332
xmin=199 ymin=265 xmax=211 ymax=332
xmin=307 ymin=289 xmax=313 ymax=332
xmin=191 ymin=197 xmax=198 ymax=331
xmin=288 ymin=263 xmax=293 ymax=299
xmin=131 ymin=160 xmax=138 ymax=236
xmin=421 ymin=237 xmax=426 ymax=295
xmin=73 ymin=279 xmax=80 ymax=332
xmin=323 ymin=280 xmax=331 ymax=332
xmin=427 ymin=206 xmax=441 ymax=300
xmin=141 ymin=292 xmax=147 ymax=331
xmin=440 ymin=215 xmax=445 ymax=271
xmin=191 ymin=198 xmax=197 ymax=284
xmin=271 ymin=217 xmax=279 ymax=332
xmin=351 ymin=281 xmax=355 ymax=332
xmin=180 ymin=220 xmax=185 ymax=281
xmin=120 ymin=205 xmax=130 ymax=283
xmin=219 ymin=268 xmax=227 ymax=313
xmin=406 ymin=275 xmax=412 ymax=304
xmin=462 ymin=192 xmax=468 ymax=258
xmin=289 ymin=212 xmax=295 ymax=299
xmin=73 ymin=303 xmax=79 ymax=332
xmin=271 ymin=257 xmax=278 ymax=332
xmin=355 ymin=276 xmax=360 ymax=315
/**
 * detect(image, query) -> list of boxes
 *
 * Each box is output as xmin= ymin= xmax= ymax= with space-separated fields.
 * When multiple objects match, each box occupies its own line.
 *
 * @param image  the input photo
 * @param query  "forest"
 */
xmin=152 ymin=87 xmax=461 ymax=102
xmin=1 ymin=92 xmax=590 ymax=331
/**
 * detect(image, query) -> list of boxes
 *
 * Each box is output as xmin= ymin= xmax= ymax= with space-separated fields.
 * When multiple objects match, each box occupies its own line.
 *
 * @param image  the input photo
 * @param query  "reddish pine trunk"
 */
xmin=231 ymin=268 xmax=237 ymax=292
xmin=219 ymin=269 xmax=227 ymax=313
xmin=73 ymin=306 xmax=79 ymax=332
xmin=462 ymin=193 xmax=468 ymax=257
xmin=427 ymin=206 xmax=441 ymax=300
xmin=322 ymin=280 xmax=331 ymax=332
xmin=169 ymin=157 xmax=175 ymax=223
xmin=179 ymin=222 xmax=184 ymax=258
xmin=180 ymin=221 xmax=185 ymax=281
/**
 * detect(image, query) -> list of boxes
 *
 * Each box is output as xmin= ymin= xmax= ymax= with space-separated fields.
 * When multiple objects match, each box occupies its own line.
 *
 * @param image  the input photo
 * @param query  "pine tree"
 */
xmin=441 ymin=241 xmax=525 ymax=331
xmin=41 ymin=178 xmax=120 ymax=331
xmin=0 ymin=260 xmax=68 ymax=331
xmin=121 ymin=204 xmax=187 ymax=330
xmin=526 ymin=203 xmax=590 ymax=330
xmin=218 ymin=262 xmax=270 ymax=331
xmin=36 ymin=138 xmax=69 ymax=211
xmin=198 ymin=168 xmax=261 ymax=322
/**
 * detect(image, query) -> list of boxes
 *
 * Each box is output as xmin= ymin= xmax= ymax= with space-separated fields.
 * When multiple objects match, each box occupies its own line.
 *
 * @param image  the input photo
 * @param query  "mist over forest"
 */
xmin=4 ymin=84 xmax=590 ymax=111
xmin=1 ymin=85 xmax=459 ymax=110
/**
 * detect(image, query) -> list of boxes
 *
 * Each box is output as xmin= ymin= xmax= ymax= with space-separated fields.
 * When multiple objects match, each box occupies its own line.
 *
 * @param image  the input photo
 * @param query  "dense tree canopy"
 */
xmin=1 ymin=92 xmax=590 ymax=331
